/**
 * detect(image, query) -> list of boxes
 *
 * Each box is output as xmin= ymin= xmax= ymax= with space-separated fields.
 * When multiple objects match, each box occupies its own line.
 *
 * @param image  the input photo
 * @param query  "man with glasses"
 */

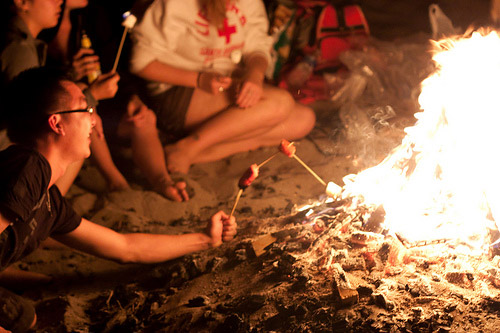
xmin=0 ymin=67 xmax=237 ymax=332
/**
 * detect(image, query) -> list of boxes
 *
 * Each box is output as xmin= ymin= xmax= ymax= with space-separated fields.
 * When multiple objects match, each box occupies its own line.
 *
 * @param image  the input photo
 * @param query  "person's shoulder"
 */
xmin=0 ymin=145 xmax=48 ymax=171
xmin=1 ymin=18 xmax=31 ymax=52
xmin=0 ymin=39 xmax=39 ymax=79
xmin=0 ymin=146 xmax=50 ymax=188
xmin=1 ymin=41 xmax=32 ymax=65
xmin=1 ymin=36 xmax=36 ymax=58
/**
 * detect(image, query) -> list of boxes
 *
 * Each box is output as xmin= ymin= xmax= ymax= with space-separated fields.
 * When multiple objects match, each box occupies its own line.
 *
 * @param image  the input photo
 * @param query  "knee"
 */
xmin=296 ymin=104 xmax=316 ymax=136
xmin=117 ymin=106 xmax=158 ymax=139
xmin=269 ymin=88 xmax=316 ymax=134
xmin=140 ymin=108 xmax=158 ymax=128
xmin=131 ymin=107 xmax=158 ymax=129
xmin=265 ymin=88 xmax=296 ymax=121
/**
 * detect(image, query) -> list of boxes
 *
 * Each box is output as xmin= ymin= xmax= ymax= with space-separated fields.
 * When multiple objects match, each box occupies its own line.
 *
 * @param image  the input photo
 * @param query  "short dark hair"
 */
xmin=1 ymin=66 xmax=72 ymax=145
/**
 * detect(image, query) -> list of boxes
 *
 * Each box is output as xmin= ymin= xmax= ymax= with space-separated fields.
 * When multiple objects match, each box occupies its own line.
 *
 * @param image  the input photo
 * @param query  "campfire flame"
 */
xmin=340 ymin=30 xmax=500 ymax=255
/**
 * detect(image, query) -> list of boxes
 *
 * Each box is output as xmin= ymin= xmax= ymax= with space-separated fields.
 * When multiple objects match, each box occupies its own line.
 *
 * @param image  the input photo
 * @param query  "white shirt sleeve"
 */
xmin=239 ymin=0 xmax=273 ymax=65
xmin=130 ymin=0 xmax=183 ymax=74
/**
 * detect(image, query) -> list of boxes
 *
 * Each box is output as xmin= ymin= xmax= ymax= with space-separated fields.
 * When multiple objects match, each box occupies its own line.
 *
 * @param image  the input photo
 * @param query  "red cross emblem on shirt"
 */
xmin=218 ymin=18 xmax=236 ymax=44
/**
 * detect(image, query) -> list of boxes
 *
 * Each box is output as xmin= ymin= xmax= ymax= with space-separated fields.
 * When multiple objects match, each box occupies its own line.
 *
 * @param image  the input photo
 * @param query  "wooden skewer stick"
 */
xmin=112 ymin=27 xmax=129 ymax=72
xmin=258 ymin=152 xmax=279 ymax=168
xmin=292 ymin=154 xmax=327 ymax=186
xmin=230 ymin=188 xmax=243 ymax=218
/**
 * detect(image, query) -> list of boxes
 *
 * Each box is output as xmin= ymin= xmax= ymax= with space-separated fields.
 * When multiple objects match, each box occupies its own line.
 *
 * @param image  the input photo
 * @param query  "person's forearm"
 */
xmin=55 ymin=219 xmax=216 ymax=265
xmin=121 ymin=232 xmax=214 ymax=264
xmin=136 ymin=60 xmax=199 ymax=87
xmin=244 ymin=53 xmax=268 ymax=83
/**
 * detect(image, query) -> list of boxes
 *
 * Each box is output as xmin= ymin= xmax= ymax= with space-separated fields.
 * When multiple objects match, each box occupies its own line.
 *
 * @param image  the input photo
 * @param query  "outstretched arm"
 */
xmin=53 ymin=211 xmax=236 ymax=264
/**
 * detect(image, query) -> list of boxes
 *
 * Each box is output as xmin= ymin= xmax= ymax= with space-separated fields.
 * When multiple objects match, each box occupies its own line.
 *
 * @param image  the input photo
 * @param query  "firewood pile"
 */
xmin=35 ymin=196 xmax=500 ymax=332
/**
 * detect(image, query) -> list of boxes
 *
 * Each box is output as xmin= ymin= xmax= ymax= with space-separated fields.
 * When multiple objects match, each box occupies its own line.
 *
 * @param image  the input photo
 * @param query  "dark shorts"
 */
xmin=142 ymin=86 xmax=194 ymax=143
xmin=0 ymin=287 xmax=36 ymax=332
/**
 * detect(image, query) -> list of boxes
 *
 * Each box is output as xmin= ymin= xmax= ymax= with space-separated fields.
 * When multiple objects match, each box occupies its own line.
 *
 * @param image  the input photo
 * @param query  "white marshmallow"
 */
xmin=122 ymin=12 xmax=137 ymax=29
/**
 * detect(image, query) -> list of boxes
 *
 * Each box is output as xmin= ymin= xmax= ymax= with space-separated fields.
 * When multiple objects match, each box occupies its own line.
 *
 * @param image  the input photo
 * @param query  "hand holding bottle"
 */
xmin=80 ymin=31 xmax=102 ymax=84
xmin=88 ymin=72 xmax=120 ymax=101
xmin=72 ymin=48 xmax=100 ymax=81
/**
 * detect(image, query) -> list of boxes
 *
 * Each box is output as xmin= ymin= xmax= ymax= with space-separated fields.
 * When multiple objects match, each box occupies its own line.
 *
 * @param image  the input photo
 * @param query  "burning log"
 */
xmin=350 ymin=231 xmax=385 ymax=247
xmin=445 ymin=271 xmax=474 ymax=288
xmin=331 ymin=263 xmax=359 ymax=306
xmin=251 ymin=234 xmax=277 ymax=257
xmin=341 ymin=257 xmax=366 ymax=271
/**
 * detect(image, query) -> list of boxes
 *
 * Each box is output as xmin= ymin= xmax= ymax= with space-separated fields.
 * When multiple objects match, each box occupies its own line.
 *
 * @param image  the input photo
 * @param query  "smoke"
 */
xmin=323 ymin=36 xmax=436 ymax=170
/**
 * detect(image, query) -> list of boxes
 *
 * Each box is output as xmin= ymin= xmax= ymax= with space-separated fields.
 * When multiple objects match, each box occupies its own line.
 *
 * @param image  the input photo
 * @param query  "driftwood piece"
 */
xmin=331 ymin=263 xmax=359 ymax=306
xmin=251 ymin=234 xmax=277 ymax=257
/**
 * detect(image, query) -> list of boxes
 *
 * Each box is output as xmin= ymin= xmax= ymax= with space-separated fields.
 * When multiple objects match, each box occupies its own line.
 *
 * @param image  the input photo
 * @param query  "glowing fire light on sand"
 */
xmin=341 ymin=30 xmax=500 ymax=255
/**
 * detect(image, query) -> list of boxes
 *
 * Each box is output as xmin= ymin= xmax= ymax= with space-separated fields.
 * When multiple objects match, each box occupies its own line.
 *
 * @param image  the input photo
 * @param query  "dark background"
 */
xmin=87 ymin=0 xmax=493 ymax=70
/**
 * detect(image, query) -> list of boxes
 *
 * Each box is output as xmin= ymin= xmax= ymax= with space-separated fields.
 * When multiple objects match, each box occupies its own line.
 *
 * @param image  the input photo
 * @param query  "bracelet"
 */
xmin=196 ymin=72 xmax=202 ymax=88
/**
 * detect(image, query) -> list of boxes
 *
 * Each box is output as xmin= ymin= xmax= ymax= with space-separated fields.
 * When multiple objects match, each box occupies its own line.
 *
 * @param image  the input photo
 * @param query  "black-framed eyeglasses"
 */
xmin=53 ymin=106 xmax=95 ymax=115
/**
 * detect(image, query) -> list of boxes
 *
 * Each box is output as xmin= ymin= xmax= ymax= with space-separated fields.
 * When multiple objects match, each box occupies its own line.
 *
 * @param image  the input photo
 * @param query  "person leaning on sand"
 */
xmin=0 ymin=67 xmax=237 ymax=332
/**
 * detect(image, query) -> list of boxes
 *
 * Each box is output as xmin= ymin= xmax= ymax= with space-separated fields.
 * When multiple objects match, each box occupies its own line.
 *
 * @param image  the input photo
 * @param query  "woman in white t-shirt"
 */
xmin=131 ymin=0 xmax=316 ymax=174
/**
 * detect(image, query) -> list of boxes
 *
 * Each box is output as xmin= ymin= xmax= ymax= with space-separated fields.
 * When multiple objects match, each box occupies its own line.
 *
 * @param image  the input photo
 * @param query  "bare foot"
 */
xmin=107 ymin=175 xmax=130 ymax=192
xmin=164 ymin=144 xmax=192 ymax=174
xmin=154 ymin=180 xmax=189 ymax=202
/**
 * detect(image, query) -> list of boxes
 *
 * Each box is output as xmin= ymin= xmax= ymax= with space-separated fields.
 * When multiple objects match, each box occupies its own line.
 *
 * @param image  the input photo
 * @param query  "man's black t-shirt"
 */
xmin=0 ymin=145 xmax=81 ymax=270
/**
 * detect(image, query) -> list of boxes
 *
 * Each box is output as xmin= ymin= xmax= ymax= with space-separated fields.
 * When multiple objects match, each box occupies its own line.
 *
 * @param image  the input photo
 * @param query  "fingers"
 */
xmin=72 ymin=49 xmax=100 ymax=80
xmin=74 ymin=56 xmax=99 ymax=68
xmin=164 ymin=181 xmax=190 ymax=202
xmin=175 ymin=181 xmax=190 ymax=201
xmin=236 ymin=81 xmax=262 ymax=108
xmin=99 ymin=71 xmax=120 ymax=82
xmin=206 ymin=211 xmax=236 ymax=246
xmin=73 ymin=48 xmax=96 ymax=59
xmin=221 ymin=214 xmax=237 ymax=242
xmin=216 ymin=76 xmax=232 ymax=90
xmin=198 ymin=72 xmax=232 ymax=94
xmin=165 ymin=186 xmax=183 ymax=202
xmin=214 ymin=80 xmax=232 ymax=94
xmin=212 ymin=210 xmax=229 ymax=221
xmin=90 ymin=72 xmax=120 ymax=100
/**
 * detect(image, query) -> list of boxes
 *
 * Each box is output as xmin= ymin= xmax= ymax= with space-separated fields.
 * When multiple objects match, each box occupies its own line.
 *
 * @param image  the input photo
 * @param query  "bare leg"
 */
xmin=90 ymin=114 xmax=129 ymax=191
xmin=192 ymin=102 xmax=315 ymax=164
xmin=55 ymin=158 xmax=84 ymax=196
xmin=165 ymin=86 xmax=315 ymax=173
xmin=117 ymin=97 xmax=189 ymax=201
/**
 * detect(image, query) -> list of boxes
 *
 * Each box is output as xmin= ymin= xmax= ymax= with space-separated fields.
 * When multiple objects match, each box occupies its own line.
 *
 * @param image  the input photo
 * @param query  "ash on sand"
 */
xmin=25 ymin=181 xmax=500 ymax=332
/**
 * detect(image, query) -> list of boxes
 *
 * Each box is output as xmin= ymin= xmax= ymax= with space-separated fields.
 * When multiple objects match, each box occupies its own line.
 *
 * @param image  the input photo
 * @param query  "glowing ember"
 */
xmin=341 ymin=30 xmax=500 ymax=255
